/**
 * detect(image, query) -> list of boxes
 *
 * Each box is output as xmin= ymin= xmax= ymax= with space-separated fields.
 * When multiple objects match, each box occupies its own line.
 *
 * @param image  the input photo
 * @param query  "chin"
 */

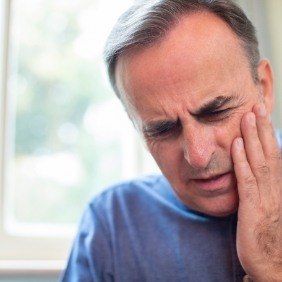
xmin=206 ymin=205 xmax=239 ymax=217
xmin=197 ymin=192 xmax=239 ymax=217
xmin=180 ymin=189 xmax=240 ymax=217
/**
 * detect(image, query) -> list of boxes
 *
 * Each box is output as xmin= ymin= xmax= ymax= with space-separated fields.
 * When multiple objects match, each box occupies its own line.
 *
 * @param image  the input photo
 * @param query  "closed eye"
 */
xmin=198 ymin=108 xmax=232 ymax=122
xmin=143 ymin=120 xmax=181 ymax=139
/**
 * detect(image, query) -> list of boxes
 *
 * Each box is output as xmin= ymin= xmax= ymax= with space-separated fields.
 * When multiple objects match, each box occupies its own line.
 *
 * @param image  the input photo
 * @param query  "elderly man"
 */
xmin=62 ymin=0 xmax=282 ymax=281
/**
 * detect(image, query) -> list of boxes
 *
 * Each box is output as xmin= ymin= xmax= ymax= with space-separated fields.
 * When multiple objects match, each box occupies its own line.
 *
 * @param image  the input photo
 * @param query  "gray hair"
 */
xmin=104 ymin=0 xmax=260 ymax=98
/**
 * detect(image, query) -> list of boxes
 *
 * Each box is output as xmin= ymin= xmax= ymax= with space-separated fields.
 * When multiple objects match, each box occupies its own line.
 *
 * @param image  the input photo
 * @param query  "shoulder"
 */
xmin=75 ymin=174 xmax=169 ymax=240
xmin=88 ymin=174 xmax=165 ymax=213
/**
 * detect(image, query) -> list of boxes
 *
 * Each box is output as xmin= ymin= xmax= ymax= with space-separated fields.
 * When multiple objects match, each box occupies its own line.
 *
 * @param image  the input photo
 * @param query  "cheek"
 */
xmin=215 ymin=115 xmax=243 ymax=150
xmin=147 ymin=140 xmax=181 ymax=172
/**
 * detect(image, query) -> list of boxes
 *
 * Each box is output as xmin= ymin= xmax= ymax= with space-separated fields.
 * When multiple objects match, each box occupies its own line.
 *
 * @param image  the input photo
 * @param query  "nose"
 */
xmin=182 ymin=124 xmax=215 ymax=169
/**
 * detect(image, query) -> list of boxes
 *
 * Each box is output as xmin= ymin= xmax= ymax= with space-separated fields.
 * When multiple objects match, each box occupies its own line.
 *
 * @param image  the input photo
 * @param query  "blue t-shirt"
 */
xmin=62 ymin=131 xmax=282 ymax=282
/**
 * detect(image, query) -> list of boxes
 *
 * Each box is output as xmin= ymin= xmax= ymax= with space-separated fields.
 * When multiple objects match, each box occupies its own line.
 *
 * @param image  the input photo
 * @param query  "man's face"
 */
xmin=115 ymin=12 xmax=273 ymax=216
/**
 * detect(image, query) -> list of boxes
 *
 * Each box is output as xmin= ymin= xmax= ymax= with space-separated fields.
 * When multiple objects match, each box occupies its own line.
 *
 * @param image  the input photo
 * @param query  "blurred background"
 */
xmin=0 ymin=0 xmax=281 ymax=281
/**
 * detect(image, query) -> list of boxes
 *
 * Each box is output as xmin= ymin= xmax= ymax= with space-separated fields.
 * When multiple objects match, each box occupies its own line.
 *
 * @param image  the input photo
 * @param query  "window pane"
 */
xmin=5 ymin=0 xmax=135 ymax=235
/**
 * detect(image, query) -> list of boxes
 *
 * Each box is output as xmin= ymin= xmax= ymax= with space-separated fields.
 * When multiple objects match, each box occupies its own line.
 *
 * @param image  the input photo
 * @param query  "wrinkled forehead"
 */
xmin=115 ymin=12 xmax=250 ymax=107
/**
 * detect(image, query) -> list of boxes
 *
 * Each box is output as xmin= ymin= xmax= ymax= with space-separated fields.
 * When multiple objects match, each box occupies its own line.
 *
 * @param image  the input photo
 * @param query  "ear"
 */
xmin=257 ymin=59 xmax=274 ymax=113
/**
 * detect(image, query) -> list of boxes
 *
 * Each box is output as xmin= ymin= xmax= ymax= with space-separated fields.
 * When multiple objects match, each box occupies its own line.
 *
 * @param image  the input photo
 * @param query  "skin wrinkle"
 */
xmin=120 ymin=53 xmax=256 ymax=128
xmin=143 ymin=94 xmax=248 ymax=137
xmin=143 ymin=95 xmax=234 ymax=131
xmin=142 ymin=91 xmax=248 ymax=141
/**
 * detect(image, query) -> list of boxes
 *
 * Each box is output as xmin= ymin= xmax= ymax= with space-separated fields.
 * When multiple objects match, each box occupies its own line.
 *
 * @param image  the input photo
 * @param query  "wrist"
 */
xmin=243 ymin=275 xmax=253 ymax=282
xmin=244 ymin=273 xmax=282 ymax=282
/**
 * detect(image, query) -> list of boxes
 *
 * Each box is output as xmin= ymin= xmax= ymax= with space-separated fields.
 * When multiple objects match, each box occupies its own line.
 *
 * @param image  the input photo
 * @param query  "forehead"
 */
xmin=115 ymin=11 xmax=253 ymax=118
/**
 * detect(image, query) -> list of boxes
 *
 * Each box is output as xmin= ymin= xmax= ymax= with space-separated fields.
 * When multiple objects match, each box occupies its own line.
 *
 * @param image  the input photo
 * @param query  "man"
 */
xmin=62 ymin=0 xmax=282 ymax=281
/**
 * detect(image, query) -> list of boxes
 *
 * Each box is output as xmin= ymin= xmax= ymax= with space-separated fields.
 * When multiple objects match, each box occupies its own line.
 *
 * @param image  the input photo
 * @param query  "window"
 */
xmin=0 ymin=0 xmax=158 ymax=270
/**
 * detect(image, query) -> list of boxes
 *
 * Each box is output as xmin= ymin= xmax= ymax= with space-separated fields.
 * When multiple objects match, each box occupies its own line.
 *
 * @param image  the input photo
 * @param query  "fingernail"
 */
xmin=248 ymin=113 xmax=256 ymax=126
xmin=236 ymin=137 xmax=244 ymax=149
xmin=258 ymin=103 xmax=266 ymax=117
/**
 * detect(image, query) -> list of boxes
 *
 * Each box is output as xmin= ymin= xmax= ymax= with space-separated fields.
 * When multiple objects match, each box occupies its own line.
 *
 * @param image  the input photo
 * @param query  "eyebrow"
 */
xmin=191 ymin=95 xmax=234 ymax=116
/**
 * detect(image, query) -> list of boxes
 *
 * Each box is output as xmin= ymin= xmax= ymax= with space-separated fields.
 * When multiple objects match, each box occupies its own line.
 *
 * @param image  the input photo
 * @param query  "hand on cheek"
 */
xmin=231 ymin=103 xmax=282 ymax=281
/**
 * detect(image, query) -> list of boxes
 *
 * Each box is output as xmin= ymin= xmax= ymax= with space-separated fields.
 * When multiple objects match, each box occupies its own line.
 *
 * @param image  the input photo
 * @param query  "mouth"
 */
xmin=191 ymin=172 xmax=234 ymax=192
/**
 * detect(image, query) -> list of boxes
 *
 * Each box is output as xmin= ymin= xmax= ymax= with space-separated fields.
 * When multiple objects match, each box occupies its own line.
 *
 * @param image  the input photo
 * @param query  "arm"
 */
xmin=232 ymin=103 xmax=282 ymax=282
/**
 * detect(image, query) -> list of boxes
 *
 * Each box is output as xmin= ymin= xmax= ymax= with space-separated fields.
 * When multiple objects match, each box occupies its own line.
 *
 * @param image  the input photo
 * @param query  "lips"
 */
xmin=191 ymin=172 xmax=234 ymax=192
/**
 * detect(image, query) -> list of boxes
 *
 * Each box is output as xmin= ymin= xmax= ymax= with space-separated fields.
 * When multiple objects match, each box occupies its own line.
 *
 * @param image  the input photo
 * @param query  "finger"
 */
xmin=240 ymin=112 xmax=269 ymax=199
xmin=253 ymin=103 xmax=282 ymax=201
xmin=253 ymin=103 xmax=281 ymax=172
xmin=232 ymin=137 xmax=259 ymax=205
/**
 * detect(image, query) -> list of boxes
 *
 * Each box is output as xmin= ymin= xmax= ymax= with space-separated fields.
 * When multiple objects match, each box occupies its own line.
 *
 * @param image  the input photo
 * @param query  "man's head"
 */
xmin=104 ymin=0 xmax=274 ymax=216
xmin=104 ymin=0 xmax=261 ymax=98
